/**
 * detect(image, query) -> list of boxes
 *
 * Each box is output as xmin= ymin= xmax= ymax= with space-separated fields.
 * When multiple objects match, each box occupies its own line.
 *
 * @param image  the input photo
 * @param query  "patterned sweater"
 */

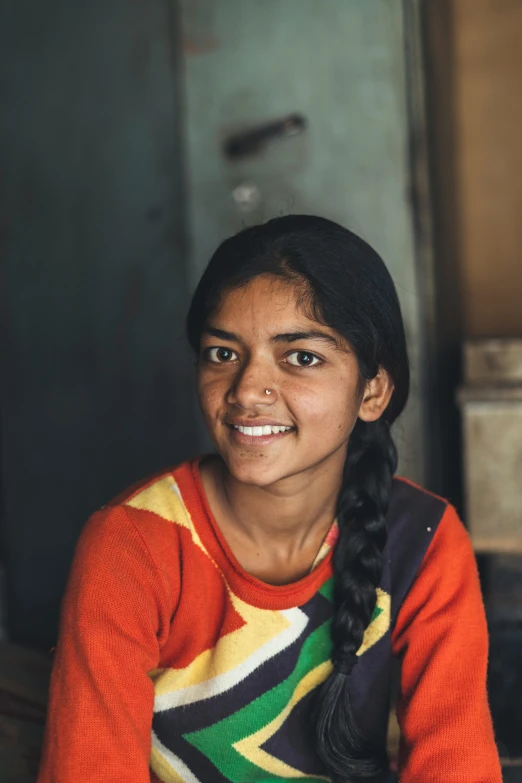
xmin=38 ymin=459 xmax=502 ymax=783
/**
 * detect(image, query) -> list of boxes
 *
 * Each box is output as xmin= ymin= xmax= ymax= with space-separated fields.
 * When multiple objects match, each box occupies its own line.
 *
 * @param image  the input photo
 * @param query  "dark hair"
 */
xmin=186 ymin=215 xmax=409 ymax=782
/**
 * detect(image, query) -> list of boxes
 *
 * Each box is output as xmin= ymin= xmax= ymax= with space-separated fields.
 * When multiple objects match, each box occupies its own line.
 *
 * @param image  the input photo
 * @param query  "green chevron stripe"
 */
xmin=185 ymin=617 xmax=332 ymax=781
xmin=318 ymin=577 xmax=333 ymax=602
xmin=184 ymin=579 xmax=386 ymax=782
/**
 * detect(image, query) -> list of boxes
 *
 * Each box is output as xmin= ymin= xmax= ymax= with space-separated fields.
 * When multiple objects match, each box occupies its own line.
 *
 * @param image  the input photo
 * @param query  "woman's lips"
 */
xmin=226 ymin=423 xmax=295 ymax=445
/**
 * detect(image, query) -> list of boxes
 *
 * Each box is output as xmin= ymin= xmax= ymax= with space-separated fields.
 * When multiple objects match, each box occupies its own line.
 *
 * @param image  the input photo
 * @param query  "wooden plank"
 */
xmin=473 ymin=539 xmax=522 ymax=555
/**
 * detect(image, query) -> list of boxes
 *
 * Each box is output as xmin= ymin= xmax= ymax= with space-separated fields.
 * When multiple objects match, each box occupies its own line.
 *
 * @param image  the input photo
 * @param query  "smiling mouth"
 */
xmin=228 ymin=424 xmax=295 ymax=437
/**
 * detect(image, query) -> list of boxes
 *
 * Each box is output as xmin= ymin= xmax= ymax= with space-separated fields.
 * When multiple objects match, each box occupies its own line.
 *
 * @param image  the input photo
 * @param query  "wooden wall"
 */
xmin=452 ymin=0 xmax=522 ymax=337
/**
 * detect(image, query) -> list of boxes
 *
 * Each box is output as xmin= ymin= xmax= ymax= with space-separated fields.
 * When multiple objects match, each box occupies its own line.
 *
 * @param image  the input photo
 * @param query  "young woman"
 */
xmin=38 ymin=216 xmax=501 ymax=783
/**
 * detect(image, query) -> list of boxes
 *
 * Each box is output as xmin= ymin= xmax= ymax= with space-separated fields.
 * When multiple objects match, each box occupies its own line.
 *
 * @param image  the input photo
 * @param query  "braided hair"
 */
xmin=187 ymin=215 xmax=410 ymax=783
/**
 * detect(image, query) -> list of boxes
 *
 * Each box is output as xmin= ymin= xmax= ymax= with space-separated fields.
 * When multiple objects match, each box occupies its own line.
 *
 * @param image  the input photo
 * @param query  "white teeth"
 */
xmin=234 ymin=424 xmax=292 ymax=436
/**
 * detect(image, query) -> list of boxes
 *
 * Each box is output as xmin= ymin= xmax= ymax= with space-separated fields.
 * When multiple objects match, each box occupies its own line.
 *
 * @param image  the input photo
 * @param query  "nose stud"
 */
xmin=265 ymin=389 xmax=272 ymax=395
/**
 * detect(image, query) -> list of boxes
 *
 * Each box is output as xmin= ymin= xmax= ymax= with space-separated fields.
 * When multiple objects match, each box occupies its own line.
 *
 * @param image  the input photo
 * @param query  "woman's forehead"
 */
xmin=212 ymin=275 xmax=314 ymax=324
xmin=207 ymin=276 xmax=345 ymax=348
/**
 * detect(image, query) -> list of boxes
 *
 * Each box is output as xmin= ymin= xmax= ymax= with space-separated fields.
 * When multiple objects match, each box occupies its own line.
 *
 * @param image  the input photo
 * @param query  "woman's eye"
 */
xmin=206 ymin=347 xmax=238 ymax=363
xmin=285 ymin=351 xmax=321 ymax=367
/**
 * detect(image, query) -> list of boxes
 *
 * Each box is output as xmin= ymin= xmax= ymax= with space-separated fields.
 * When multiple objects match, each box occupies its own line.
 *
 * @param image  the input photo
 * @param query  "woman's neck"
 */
xmin=201 ymin=453 xmax=344 ymax=561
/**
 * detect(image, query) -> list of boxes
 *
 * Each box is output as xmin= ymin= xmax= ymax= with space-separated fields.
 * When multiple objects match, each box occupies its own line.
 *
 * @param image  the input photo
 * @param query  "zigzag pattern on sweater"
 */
xmin=125 ymin=474 xmax=390 ymax=783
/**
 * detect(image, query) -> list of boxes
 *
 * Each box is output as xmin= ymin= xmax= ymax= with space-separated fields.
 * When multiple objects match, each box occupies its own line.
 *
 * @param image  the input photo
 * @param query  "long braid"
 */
xmin=314 ymin=417 xmax=397 ymax=783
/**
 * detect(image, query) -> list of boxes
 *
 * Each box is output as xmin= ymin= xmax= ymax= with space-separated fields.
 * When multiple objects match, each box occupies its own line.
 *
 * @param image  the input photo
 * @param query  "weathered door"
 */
xmin=0 ymin=0 xmax=196 ymax=647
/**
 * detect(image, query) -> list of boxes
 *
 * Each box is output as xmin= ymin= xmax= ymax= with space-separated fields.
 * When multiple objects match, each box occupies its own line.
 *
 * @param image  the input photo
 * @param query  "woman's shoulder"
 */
xmin=105 ymin=458 xmax=196 ymax=508
xmin=389 ymin=476 xmax=469 ymax=548
xmin=81 ymin=458 xmax=202 ymax=561
xmin=390 ymin=476 xmax=472 ymax=559
xmin=386 ymin=477 xmax=464 ymax=612
xmin=389 ymin=475 xmax=451 ymax=532
xmin=61 ymin=463 xmax=204 ymax=645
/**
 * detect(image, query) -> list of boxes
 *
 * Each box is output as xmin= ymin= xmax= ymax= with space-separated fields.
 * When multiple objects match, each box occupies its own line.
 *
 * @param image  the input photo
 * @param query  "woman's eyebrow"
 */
xmin=202 ymin=326 xmax=240 ymax=342
xmin=202 ymin=326 xmax=341 ymax=349
xmin=271 ymin=330 xmax=340 ymax=347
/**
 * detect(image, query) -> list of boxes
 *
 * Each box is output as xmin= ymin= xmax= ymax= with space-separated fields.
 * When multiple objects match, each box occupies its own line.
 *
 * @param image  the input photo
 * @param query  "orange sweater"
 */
xmin=38 ymin=460 xmax=501 ymax=782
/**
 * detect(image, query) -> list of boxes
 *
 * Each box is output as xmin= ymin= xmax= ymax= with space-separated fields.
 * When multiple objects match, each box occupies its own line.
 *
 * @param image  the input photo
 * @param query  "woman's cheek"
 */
xmin=293 ymin=379 xmax=358 ymax=433
xmin=198 ymin=375 xmax=224 ymax=416
xmin=286 ymin=379 xmax=336 ymax=418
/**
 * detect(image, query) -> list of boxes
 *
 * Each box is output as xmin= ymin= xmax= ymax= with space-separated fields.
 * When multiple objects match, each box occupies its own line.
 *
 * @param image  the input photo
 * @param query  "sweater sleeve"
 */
xmin=391 ymin=503 xmax=502 ymax=782
xmin=37 ymin=505 xmax=176 ymax=783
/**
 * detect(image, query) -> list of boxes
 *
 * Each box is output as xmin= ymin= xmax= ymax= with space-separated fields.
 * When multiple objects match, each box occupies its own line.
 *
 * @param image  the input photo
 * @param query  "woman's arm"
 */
xmin=38 ymin=505 xmax=176 ymax=783
xmin=391 ymin=503 xmax=502 ymax=782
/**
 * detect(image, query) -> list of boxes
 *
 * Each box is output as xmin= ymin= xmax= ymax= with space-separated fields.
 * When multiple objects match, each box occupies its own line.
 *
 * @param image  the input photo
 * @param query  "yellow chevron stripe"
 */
xmin=151 ymin=739 xmax=202 ymax=783
xmin=150 ymin=744 xmax=187 ymax=783
xmin=233 ymin=661 xmax=333 ymax=780
xmin=358 ymin=588 xmax=391 ymax=656
xmin=151 ymin=590 xmax=291 ymax=695
xmin=125 ymin=476 xmax=208 ymax=555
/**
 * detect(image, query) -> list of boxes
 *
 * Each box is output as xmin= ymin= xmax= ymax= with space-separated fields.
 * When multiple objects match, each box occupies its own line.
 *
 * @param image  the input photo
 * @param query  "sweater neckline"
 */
xmin=180 ymin=457 xmax=335 ymax=607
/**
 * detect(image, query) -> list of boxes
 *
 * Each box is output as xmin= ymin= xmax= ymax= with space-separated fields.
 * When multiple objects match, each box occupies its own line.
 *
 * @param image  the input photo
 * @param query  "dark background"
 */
xmin=0 ymin=0 xmax=198 ymax=648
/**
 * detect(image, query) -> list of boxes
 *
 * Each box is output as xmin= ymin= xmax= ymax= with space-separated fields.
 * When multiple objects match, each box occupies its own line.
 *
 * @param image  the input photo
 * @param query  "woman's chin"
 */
xmin=222 ymin=451 xmax=293 ymax=489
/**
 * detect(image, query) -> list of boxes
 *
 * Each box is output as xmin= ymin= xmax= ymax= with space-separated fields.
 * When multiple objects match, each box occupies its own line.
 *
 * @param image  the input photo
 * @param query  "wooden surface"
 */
xmin=464 ymin=339 xmax=522 ymax=384
xmin=461 ymin=401 xmax=522 ymax=549
xmin=473 ymin=538 xmax=522 ymax=555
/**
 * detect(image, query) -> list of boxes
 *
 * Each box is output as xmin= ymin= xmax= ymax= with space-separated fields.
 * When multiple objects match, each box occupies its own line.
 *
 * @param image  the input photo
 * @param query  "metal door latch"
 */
xmin=223 ymin=113 xmax=307 ymax=160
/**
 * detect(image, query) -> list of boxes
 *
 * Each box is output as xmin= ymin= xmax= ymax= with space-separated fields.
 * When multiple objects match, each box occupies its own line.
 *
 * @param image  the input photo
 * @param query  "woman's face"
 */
xmin=197 ymin=275 xmax=391 ymax=489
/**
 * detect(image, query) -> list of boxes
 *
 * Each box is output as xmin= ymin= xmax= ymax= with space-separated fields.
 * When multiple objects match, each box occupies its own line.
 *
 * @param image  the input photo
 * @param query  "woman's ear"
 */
xmin=358 ymin=370 xmax=394 ymax=422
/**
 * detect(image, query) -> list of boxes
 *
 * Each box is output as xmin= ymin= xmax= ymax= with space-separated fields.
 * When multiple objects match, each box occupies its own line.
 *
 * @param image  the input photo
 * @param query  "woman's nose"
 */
xmin=226 ymin=359 xmax=276 ymax=409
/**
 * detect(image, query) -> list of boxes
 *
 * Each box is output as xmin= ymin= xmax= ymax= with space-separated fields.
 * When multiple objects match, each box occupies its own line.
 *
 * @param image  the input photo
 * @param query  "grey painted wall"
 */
xmin=179 ymin=0 xmax=427 ymax=484
xmin=0 ymin=0 xmax=196 ymax=647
